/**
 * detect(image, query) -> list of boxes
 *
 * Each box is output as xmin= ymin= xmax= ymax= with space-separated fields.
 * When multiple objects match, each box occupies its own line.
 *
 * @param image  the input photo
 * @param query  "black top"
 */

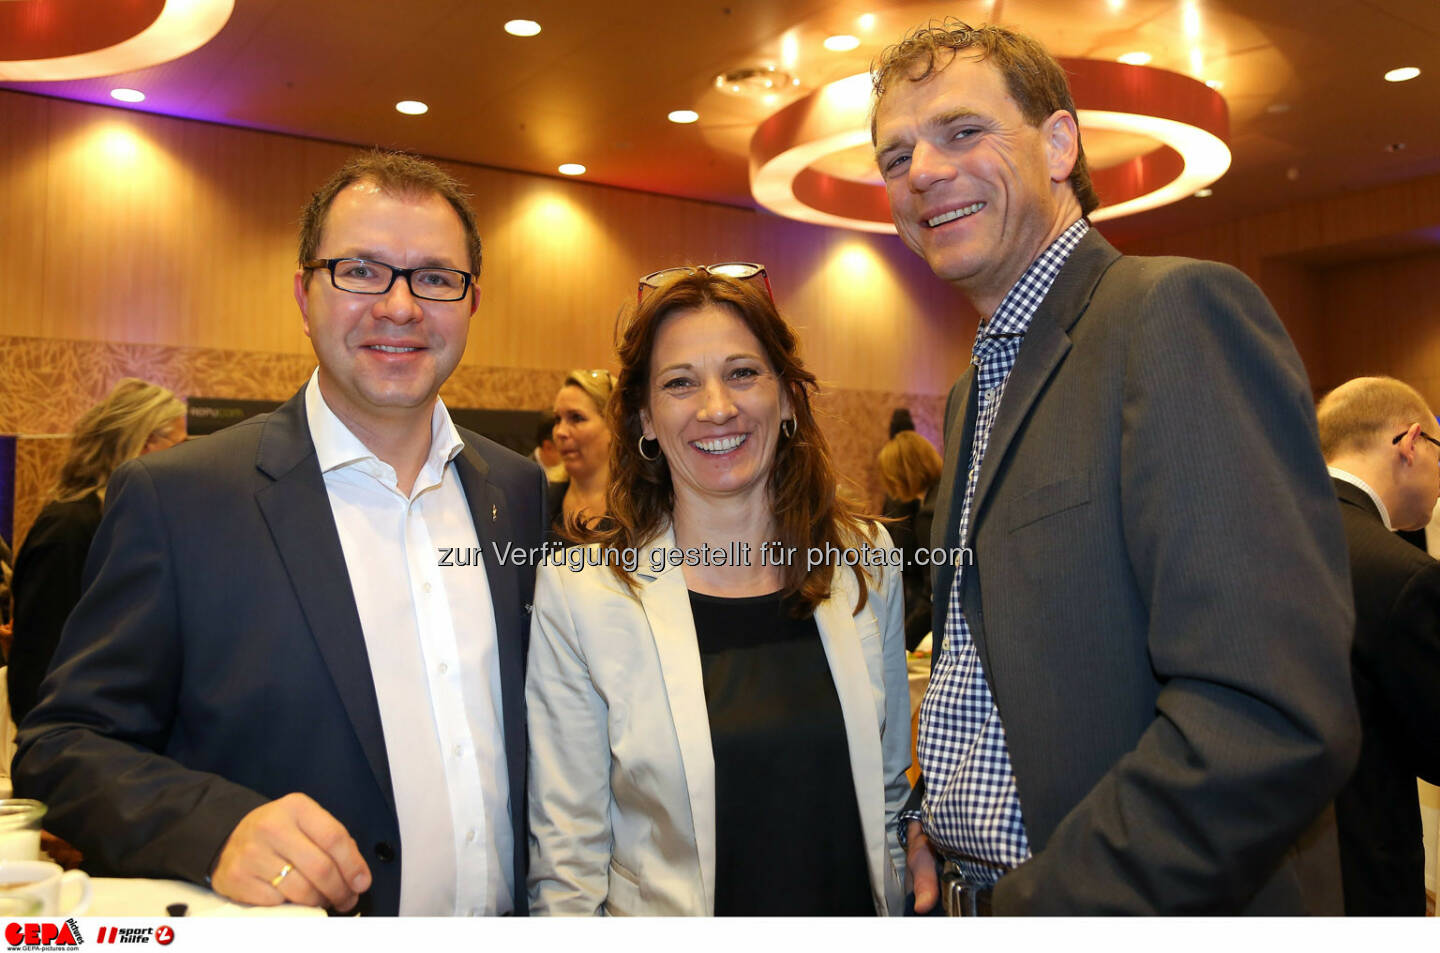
xmin=690 ymin=589 xmax=874 ymax=916
xmin=8 ymin=492 xmax=103 ymax=724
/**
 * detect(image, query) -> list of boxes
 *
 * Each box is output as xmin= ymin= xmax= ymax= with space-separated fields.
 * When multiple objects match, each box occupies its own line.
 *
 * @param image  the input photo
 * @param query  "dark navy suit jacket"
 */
xmin=14 ymin=388 xmax=547 ymax=915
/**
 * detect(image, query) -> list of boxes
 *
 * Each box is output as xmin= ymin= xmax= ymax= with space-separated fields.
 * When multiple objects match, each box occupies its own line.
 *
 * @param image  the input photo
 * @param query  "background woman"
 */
xmin=527 ymin=267 xmax=908 ymax=915
xmin=548 ymin=368 xmax=614 ymax=541
xmin=877 ymin=429 xmax=943 ymax=650
xmin=7 ymin=378 xmax=186 ymax=723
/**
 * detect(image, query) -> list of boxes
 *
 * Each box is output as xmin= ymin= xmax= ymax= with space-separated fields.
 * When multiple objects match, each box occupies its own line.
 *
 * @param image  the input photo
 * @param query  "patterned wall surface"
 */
xmin=3 ymin=334 xmax=946 ymax=550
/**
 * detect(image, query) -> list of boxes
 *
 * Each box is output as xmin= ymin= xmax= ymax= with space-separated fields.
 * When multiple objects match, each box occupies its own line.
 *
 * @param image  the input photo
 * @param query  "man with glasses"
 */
xmin=1317 ymin=376 xmax=1440 ymax=915
xmin=873 ymin=21 xmax=1357 ymax=913
xmin=15 ymin=151 xmax=547 ymax=917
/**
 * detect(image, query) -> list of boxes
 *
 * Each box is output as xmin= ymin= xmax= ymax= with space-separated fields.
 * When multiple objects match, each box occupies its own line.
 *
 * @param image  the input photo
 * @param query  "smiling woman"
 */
xmin=526 ymin=268 xmax=910 ymax=916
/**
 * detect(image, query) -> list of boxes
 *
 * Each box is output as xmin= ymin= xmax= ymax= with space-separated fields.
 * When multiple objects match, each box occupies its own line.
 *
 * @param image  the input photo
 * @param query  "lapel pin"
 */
xmin=491 ymin=503 xmax=498 ymax=522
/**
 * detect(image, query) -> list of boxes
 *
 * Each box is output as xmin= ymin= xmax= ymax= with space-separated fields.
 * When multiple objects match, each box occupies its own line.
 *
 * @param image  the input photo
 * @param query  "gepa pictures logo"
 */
xmin=4 ymin=918 xmax=84 ymax=947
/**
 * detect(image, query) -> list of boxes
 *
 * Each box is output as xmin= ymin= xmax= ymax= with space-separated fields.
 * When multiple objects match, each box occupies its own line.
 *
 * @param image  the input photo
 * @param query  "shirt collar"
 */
xmin=974 ymin=217 xmax=1090 ymax=354
xmin=1327 ymin=465 xmax=1393 ymax=531
xmin=304 ymin=370 xmax=464 ymax=489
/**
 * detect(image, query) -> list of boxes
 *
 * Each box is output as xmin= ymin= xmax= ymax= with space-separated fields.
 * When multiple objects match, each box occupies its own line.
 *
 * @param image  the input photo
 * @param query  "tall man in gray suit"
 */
xmin=871 ymin=23 xmax=1359 ymax=913
xmin=15 ymin=152 xmax=547 ymax=917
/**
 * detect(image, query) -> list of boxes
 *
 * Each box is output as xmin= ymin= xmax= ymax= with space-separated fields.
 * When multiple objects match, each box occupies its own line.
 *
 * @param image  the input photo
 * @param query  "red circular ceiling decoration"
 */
xmin=0 ymin=0 xmax=165 ymax=61
xmin=0 ymin=0 xmax=234 ymax=82
xmin=751 ymin=58 xmax=1231 ymax=231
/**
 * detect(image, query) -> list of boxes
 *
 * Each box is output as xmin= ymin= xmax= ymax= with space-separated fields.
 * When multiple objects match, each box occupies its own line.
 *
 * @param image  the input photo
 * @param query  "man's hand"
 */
xmin=210 ymin=793 xmax=372 ymax=912
xmin=906 ymin=820 xmax=941 ymax=914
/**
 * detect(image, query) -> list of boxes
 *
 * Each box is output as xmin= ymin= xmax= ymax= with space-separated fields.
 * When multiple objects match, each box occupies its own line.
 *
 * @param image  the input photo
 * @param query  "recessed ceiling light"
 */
xmin=824 ymin=35 xmax=860 ymax=52
xmin=395 ymin=100 xmax=428 ymax=115
xmin=1385 ymin=142 xmax=1407 ymax=153
xmin=1384 ymin=66 xmax=1420 ymax=83
xmin=668 ymin=109 xmax=699 ymax=124
xmin=1117 ymin=52 xmax=1152 ymax=66
xmin=558 ymin=163 xmax=586 ymax=176
xmin=1194 ymin=188 xmax=1213 ymax=198
xmin=857 ymin=13 xmax=875 ymax=30
xmin=110 ymin=88 xmax=145 ymax=103
xmin=504 ymin=19 xmax=541 ymax=37
xmin=1205 ymin=79 xmax=1223 ymax=90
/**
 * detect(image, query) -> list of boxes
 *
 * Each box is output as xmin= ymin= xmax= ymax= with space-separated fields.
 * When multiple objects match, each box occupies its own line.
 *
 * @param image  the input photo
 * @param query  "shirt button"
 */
xmin=985 ymin=387 xmax=997 ymax=400
xmin=438 ymin=662 xmax=449 ymax=675
xmin=423 ymin=582 xmax=433 ymax=594
xmin=467 ymin=909 xmax=479 ymax=917
xmin=452 ymin=744 xmax=463 ymax=757
xmin=941 ymin=638 xmax=949 ymax=652
xmin=466 ymin=829 xmax=477 ymax=844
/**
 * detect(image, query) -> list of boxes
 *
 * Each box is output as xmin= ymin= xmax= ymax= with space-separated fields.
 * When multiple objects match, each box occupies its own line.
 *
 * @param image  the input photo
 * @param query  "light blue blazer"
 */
xmin=526 ymin=525 xmax=910 ymax=915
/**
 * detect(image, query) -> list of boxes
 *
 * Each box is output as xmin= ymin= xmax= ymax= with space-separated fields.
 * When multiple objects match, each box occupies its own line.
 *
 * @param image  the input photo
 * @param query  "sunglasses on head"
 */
xmin=636 ymin=262 xmax=772 ymax=304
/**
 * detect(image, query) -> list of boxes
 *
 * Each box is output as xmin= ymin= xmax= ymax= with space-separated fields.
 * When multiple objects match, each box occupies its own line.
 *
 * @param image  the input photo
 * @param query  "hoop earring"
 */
xmin=638 ymin=434 xmax=662 ymax=461
xmin=780 ymin=418 xmax=796 ymax=439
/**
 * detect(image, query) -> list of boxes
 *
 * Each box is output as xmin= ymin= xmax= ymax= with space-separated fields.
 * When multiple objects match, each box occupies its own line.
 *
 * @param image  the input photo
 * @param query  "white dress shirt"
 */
xmin=1328 ymin=465 xmax=1393 ymax=530
xmin=305 ymin=373 xmax=513 ymax=916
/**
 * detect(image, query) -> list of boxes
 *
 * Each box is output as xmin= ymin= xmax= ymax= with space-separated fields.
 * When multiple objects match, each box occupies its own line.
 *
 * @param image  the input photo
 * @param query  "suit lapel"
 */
xmin=931 ymin=370 xmax=977 ymax=644
xmin=453 ymin=444 xmax=530 ymax=857
xmin=454 ymin=446 xmax=525 ymax=739
xmin=812 ymin=577 xmax=888 ymax=913
xmin=633 ymin=532 xmax=716 ymax=914
xmin=967 ymin=231 xmax=1118 ymax=529
xmin=954 ymin=230 xmax=1119 ymax=664
xmin=253 ymin=392 xmax=395 ymax=814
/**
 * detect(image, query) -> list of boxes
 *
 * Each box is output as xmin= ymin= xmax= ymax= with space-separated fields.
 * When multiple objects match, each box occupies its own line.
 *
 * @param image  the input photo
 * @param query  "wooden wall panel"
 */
xmin=0 ymin=92 xmax=49 ymax=330
xmin=1316 ymin=251 xmax=1440 ymax=406
xmin=0 ymin=90 xmax=974 ymax=398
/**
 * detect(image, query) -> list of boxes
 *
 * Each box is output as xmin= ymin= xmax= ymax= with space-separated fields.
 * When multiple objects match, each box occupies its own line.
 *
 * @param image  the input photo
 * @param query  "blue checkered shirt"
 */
xmin=911 ymin=218 xmax=1089 ymax=884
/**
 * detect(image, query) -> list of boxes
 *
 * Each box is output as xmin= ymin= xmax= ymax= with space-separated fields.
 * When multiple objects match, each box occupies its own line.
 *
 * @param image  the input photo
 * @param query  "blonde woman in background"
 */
xmin=8 ymin=379 xmax=186 ymax=722
xmin=548 ymin=369 xmax=614 ymax=541
xmin=877 ymin=429 xmax=942 ymax=651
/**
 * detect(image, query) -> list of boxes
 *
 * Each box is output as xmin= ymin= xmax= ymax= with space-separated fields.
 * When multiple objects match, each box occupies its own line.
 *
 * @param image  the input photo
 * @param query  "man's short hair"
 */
xmin=870 ymin=20 xmax=1100 ymax=216
xmin=298 ymin=150 xmax=482 ymax=280
xmin=535 ymin=410 xmax=557 ymax=447
xmin=1317 ymin=376 xmax=1438 ymax=460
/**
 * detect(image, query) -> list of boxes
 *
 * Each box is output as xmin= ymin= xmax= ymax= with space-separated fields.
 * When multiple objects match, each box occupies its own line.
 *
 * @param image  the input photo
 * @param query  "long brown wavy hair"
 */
xmin=600 ymin=271 xmax=873 ymax=615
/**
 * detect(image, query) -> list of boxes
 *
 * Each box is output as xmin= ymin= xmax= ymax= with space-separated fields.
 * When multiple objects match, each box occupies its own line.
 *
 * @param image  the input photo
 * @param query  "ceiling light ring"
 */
xmin=0 ymin=0 xmax=235 ymax=81
xmin=750 ymin=59 xmax=1231 ymax=232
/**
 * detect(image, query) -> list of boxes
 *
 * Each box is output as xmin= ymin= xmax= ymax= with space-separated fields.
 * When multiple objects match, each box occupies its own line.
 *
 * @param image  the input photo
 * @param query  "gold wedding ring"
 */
xmin=270 ymin=862 xmax=293 ymax=888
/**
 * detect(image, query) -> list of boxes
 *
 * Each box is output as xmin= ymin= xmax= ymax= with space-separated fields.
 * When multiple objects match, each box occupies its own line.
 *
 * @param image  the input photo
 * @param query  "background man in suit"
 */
xmin=871 ymin=22 xmax=1359 ymax=913
xmin=14 ymin=151 xmax=547 ymax=917
xmin=1317 ymin=376 xmax=1440 ymax=915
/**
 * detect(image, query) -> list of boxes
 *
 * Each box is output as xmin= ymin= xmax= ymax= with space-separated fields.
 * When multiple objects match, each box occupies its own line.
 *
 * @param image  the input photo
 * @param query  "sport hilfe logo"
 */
xmin=4 ymin=918 xmax=84 ymax=947
xmin=91 ymin=926 xmax=173 ymax=946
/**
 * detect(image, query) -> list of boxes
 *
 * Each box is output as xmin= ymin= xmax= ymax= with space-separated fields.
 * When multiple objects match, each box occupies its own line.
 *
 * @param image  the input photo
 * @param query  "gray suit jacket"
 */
xmin=927 ymin=229 xmax=1359 ymax=913
xmin=527 ymin=527 xmax=910 ymax=915
xmin=14 ymin=389 xmax=548 ymax=915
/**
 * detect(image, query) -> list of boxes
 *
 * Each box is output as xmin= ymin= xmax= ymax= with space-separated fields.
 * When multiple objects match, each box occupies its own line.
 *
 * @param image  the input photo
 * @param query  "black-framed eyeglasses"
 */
xmin=304 ymin=258 xmax=473 ymax=301
xmin=637 ymin=261 xmax=772 ymax=304
xmin=1392 ymin=429 xmax=1440 ymax=451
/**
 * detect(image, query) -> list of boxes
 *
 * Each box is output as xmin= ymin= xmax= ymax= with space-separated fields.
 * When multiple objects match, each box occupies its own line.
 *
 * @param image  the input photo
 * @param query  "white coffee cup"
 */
xmin=0 ymin=861 xmax=91 ymax=916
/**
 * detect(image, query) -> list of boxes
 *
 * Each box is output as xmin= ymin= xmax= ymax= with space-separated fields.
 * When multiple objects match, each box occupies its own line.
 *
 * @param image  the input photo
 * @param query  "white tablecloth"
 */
xmin=87 ymin=879 xmax=325 ymax=918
